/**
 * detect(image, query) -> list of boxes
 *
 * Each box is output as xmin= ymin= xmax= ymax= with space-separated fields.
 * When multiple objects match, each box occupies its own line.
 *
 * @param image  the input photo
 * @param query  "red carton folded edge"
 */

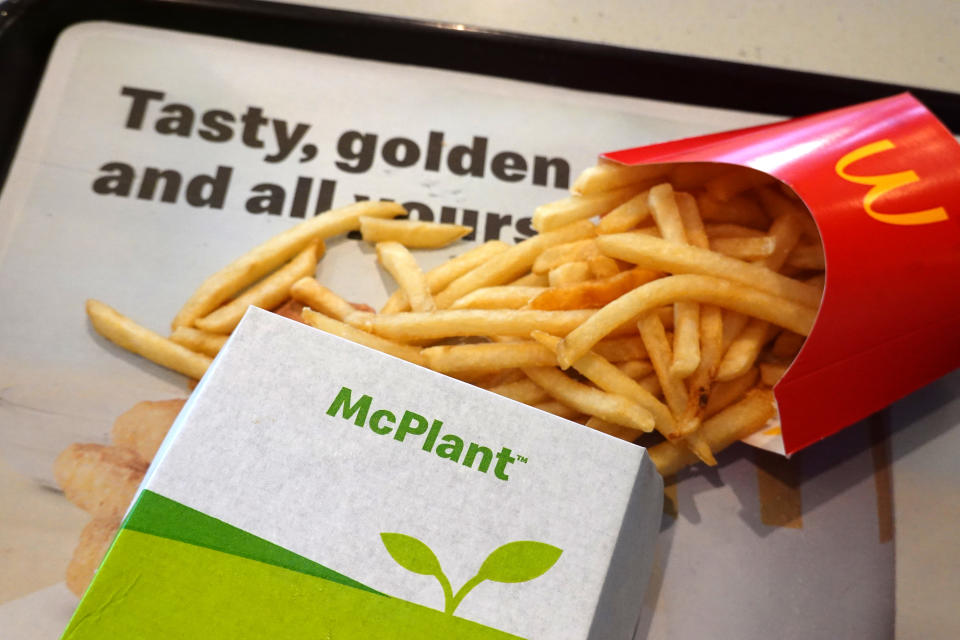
xmin=602 ymin=94 xmax=960 ymax=454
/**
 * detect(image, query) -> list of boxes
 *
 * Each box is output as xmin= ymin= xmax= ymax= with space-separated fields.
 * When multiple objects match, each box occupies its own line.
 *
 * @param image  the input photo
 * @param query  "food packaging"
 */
xmin=601 ymin=93 xmax=960 ymax=454
xmin=59 ymin=308 xmax=663 ymax=640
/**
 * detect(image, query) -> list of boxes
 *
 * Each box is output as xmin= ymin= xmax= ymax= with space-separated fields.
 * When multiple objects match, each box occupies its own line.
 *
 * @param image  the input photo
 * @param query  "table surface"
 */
xmin=305 ymin=0 xmax=960 ymax=94
xmin=1 ymin=2 xmax=958 ymax=638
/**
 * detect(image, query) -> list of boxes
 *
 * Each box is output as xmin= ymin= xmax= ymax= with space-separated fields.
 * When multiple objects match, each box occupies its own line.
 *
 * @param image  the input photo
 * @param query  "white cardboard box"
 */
xmin=61 ymin=308 xmax=662 ymax=640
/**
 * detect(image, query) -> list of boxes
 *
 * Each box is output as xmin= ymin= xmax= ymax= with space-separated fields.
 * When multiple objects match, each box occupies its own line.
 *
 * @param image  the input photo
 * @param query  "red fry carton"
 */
xmin=602 ymin=93 xmax=960 ymax=454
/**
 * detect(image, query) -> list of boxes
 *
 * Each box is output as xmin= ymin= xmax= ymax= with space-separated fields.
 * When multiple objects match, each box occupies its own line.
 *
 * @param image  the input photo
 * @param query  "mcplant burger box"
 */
xmin=602 ymin=93 xmax=960 ymax=454
xmin=60 ymin=308 xmax=664 ymax=640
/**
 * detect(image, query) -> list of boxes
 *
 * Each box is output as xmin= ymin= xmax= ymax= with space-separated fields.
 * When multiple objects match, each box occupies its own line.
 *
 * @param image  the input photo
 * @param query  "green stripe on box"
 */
xmin=62 ymin=530 xmax=523 ymax=639
xmin=123 ymin=490 xmax=379 ymax=595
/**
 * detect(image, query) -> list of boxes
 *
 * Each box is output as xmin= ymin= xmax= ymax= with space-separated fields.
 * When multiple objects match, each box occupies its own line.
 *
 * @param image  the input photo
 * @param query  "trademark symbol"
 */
xmin=517 ymin=455 xmax=528 ymax=464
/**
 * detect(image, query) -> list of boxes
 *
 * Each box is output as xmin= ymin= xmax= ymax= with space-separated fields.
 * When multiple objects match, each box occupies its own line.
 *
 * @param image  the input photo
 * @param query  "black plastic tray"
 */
xmin=2 ymin=0 xmax=960 ymax=193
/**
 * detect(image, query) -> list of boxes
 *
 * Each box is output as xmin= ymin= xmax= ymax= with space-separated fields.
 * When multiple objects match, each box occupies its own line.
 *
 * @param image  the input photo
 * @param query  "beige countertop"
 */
xmin=303 ymin=0 xmax=960 ymax=93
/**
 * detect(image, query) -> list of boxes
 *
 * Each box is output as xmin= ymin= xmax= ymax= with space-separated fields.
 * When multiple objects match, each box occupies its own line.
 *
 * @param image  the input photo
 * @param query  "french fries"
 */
xmin=359 ymin=217 xmax=470 ymax=248
xmin=571 ymin=162 xmax=668 ymax=195
xmin=531 ymin=331 xmax=668 ymax=436
xmin=87 ymin=299 xmax=212 ymax=380
xmin=486 ymin=377 xmax=550 ymax=405
xmin=434 ymin=220 xmax=596 ymax=308
xmin=597 ymin=233 xmax=822 ymax=307
xmin=760 ymin=361 xmax=790 ymax=386
xmin=301 ymin=308 xmax=427 ymax=367
xmin=596 ymin=190 xmax=652 ymax=234
xmin=648 ymin=390 xmax=776 ymax=476
xmin=532 ymin=184 xmax=644 ymax=231
xmin=349 ymin=309 xmax=597 ymax=341
xmin=169 ymin=326 xmax=228 ymax=358
xmin=532 ymin=239 xmax=599 ymax=274
xmin=548 ymin=261 xmax=592 ymax=286
xmin=172 ymin=200 xmax=404 ymax=329
xmin=449 ymin=286 xmax=546 ymax=310
xmin=716 ymin=318 xmax=771 ymax=381
xmin=522 ymin=366 xmax=655 ymax=433
xmin=376 ymin=242 xmax=435 ymax=313
xmin=290 ymin=277 xmax=361 ymax=321
xmin=194 ymin=241 xmax=323 ymax=334
xmin=587 ymin=255 xmax=620 ymax=278
xmin=87 ymin=162 xmax=825 ymax=478
xmin=422 ymin=342 xmax=557 ymax=374
xmin=527 ymin=268 xmax=660 ymax=310
xmin=381 ymin=240 xmax=509 ymax=313
xmin=704 ymin=168 xmax=775 ymax=202
xmin=556 ymin=274 xmax=816 ymax=369
xmin=710 ymin=236 xmax=776 ymax=259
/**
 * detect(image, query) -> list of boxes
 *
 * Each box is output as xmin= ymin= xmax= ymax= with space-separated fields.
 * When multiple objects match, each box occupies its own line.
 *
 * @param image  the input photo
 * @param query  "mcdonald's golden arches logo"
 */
xmin=834 ymin=139 xmax=949 ymax=226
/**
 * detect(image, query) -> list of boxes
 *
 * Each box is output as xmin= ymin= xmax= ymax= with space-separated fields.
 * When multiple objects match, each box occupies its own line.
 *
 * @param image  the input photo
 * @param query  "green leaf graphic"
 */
xmin=380 ymin=533 xmax=444 ymax=577
xmin=475 ymin=541 xmax=563 ymax=584
xmin=380 ymin=533 xmax=563 ymax=617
